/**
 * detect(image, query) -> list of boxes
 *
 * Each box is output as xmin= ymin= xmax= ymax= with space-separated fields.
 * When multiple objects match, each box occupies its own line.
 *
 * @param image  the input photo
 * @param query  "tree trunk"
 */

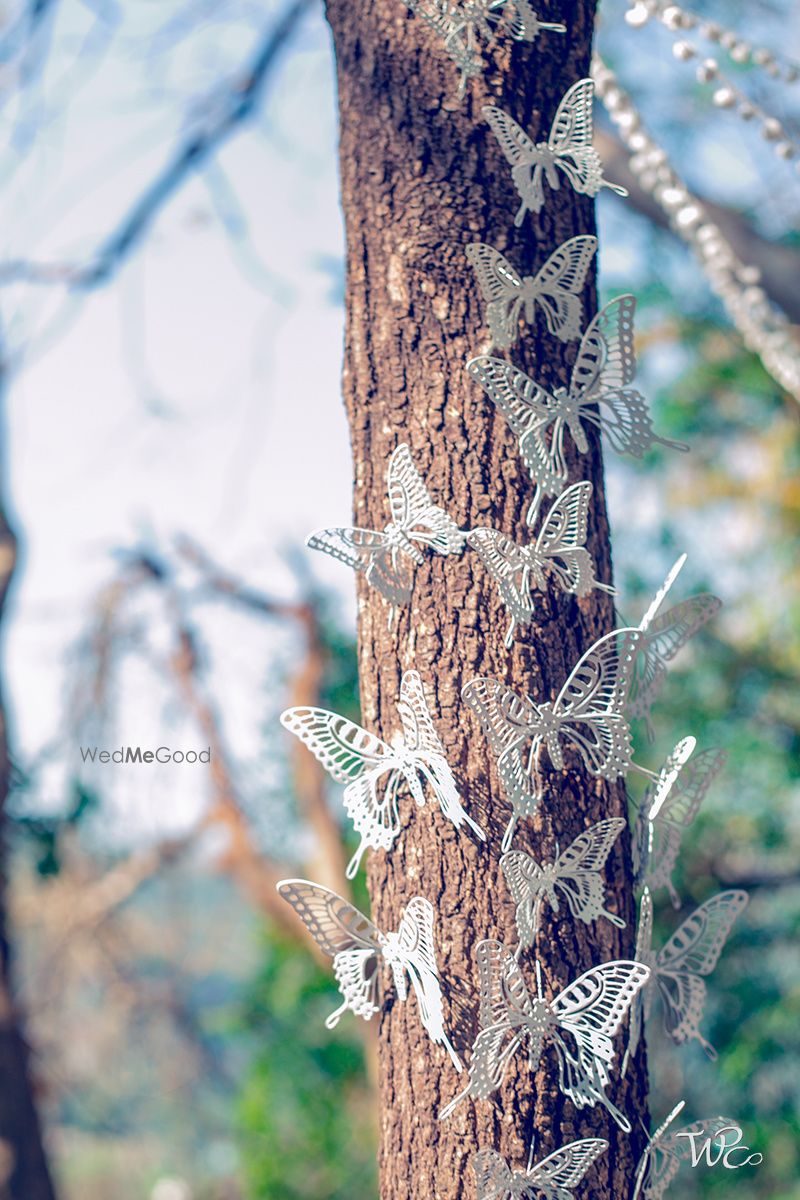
xmin=324 ymin=4 xmax=649 ymax=1198
xmin=0 ymin=413 xmax=58 ymax=1199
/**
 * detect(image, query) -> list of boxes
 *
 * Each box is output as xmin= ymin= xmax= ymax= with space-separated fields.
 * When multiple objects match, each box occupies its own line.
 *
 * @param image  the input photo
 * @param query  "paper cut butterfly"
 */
xmin=467 ymin=295 xmax=688 ymax=523
xmin=483 ymin=78 xmax=628 ymax=224
xmin=623 ymin=886 xmax=748 ymax=1070
xmin=501 ymin=818 xmax=627 ymax=946
xmin=281 ymin=669 xmax=484 ymax=879
xmin=632 ymin=736 xmax=726 ymax=908
xmin=440 ymin=941 xmax=649 ymax=1130
xmin=474 ymin=1137 xmax=608 ymax=1200
xmin=632 ymin=1100 xmax=740 ymax=1200
xmin=465 ymin=235 xmax=597 ymax=349
xmin=277 ymin=879 xmax=462 ymax=1069
xmin=306 ymin=442 xmax=464 ymax=607
xmin=467 ymin=480 xmax=614 ymax=646
xmin=463 ymin=626 xmax=647 ymax=851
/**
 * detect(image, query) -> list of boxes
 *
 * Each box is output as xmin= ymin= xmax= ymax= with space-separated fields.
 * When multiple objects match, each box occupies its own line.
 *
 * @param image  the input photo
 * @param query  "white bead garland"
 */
xmin=623 ymin=0 xmax=800 ymax=168
xmin=593 ymin=54 xmax=800 ymax=403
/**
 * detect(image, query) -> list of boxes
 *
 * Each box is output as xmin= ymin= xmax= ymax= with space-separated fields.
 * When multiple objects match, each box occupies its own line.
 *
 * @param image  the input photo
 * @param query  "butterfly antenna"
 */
xmin=525 ymin=485 xmax=543 ymax=528
xmin=629 ymin=761 xmax=659 ymax=782
xmin=526 ymin=1132 xmax=537 ymax=1174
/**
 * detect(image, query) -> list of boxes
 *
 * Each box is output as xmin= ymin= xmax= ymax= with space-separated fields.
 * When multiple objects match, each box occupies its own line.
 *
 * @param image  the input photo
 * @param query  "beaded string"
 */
xmin=593 ymin=53 xmax=800 ymax=402
xmin=624 ymin=2 xmax=800 ymax=167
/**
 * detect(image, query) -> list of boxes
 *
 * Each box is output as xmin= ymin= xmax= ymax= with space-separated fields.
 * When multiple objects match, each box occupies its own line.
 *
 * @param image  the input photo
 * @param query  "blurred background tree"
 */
xmin=0 ymin=1 xmax=798 ymax=1198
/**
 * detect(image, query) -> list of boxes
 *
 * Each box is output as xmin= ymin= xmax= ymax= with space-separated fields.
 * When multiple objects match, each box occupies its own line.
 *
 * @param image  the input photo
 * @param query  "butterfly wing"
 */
xmin=629 ymin=595 xmax=722 ymax=725
xmin=500 ymin=849 xmax=544 ymax=948
xmin=551 ymin=959 xmax=650 ymax=1127
xmin=306 ymin=527 xmax=413 ymax=605
xmin=387 ymin=443 xmax=464 ymax=555
xmin=397 ymin=670 xmax=445 ymax=757
xmin=553 ymin=818 xmax=627 ymax=928
xmin=548 ymin=77 xmax=595 ymax=155
xmin=644 ymin=745 xmax=725 ymax=902
xmin=482 ymin=104 xmax=546 ymax=220
xmin=462 ymin=676 xmax=541 ymax=845
xmin=473 ymin=1149 xmax=516 ymax=1200
xmin=277 ymin=879 xmax=383 ymax=956
xmin=468 ymin=528 xmax=534 ymax=631
xmin=528 ymin=1138 xmax=609 ymax=1199
xmin=466 ymin=243 xmax=526 ymax=349
xmin=551 ymin=627 xmax=644 ymax=778
xmin=655 ymin=890 xmax=748 ymax=1049
xmin=467 ymin=356 xmax=567 ymax=497
xmin=280 ymin=706 xmax=390 ymax=784
xmin=535 ymin=481 xmax=598 ymax=596
xmin=391 ymin=897 xmax=461 ymax=1067
xmin=571 ymin=295 xmax=638 ymax=398
xmin=530 ymin=235 xmax=597 ymax=343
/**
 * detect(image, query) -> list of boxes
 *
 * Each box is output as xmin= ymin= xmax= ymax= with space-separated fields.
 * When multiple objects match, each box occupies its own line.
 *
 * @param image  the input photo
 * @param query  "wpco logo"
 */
xmin=677 ymin=1122 xmax=763 ymax=1170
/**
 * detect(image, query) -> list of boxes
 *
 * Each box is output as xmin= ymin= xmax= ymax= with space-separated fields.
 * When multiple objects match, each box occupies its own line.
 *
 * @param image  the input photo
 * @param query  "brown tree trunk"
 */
xmin=0 ymin=421 xmax=58 ymax=1199
xmin=324 ymin=4 xmax=649 ymax=1198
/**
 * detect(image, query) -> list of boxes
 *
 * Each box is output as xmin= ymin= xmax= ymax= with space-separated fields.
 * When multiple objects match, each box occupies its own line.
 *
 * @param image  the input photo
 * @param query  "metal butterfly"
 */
xmin=440 ymin=941 xmax=649 ymax=1130
xmin=403 ymin=2 xmax=566 ymax=98
xmin=632 ymin=736 xmax=727 ymax=908
xmin=501 ymin=818 xmax=627 ymax=947
xmin=473 ymin=1138 xmax=608 ymax=1200
xmin=632 ymin=1100 xmax=738 ymax=1200
xmin=306 ymin=442 xmax=464 ymax=607
xmin=281 ymin=669 xmax=484 ymax=879
xmin=468 ymin=294 xmax=688 ymax=522
xmin=483 ymin=78 xmax=628 ymax=224
xmin=463 ymin=627 xmax=647 ymax=851
xmin=467 ymin=480 xmax=615 ymax=647
xmin=627 ymin=554 xmax=722 ymax=739
xmin=624 ymin=886 xmax=748 ymax=1069
xmin=465 ymin=235 xmax=597 ymax=349
xmin=277 ymin=879 xmax=462 ymax=1069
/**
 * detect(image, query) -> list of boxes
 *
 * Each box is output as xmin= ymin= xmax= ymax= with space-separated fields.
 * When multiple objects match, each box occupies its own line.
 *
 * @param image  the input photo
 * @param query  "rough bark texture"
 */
xmin=0 ymin=482 xmax=57 ymax=1200
xmin=324 ymin=4 xmax=649 ymax=1197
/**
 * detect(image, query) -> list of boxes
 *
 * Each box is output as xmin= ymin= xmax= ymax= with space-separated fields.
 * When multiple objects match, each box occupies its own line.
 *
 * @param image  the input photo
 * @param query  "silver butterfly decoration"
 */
xmin=281 ymin=669 xmax=484 ymax=879
xmin=440 ymin=941 xmax=649 ymax=1130
xmin=463 ymin=626 xmax=647 ymax=851
xmin=277 ymin=879 xmax=462 ymax=1070
xmin=632 ymin=736 xmax=727 ymax=908
xmin=483 ymin=78 xmax=628 ymax=225
xmin=306 ymin=442 xmax=465 ymax=607
xmin=466 ymin=235 xmax=597 ymax=349
xmin=467 ymin=295 xmax=688 ymax=524
xmin=467 ymin=480 xmax=615 ymax=648
xmin=403 ymin=2 xmax=566 ymax=99
xmin=627 ymin=554 xmax=722 ymax=739
xmin=632 ymin=1100 xmax=738 ymax=1200
xmin=624 ymin=886 xmax=748 ymax=1070
xmin=501 ymin=818 xmax=627 ymax=947
xmin=474 ymin=1137 xmax=608 ymax=1200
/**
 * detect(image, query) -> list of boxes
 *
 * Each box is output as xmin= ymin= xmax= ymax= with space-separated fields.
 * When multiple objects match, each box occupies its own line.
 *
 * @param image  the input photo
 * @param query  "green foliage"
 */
xmin=236 ymin=932 xmax=376 ymax=1200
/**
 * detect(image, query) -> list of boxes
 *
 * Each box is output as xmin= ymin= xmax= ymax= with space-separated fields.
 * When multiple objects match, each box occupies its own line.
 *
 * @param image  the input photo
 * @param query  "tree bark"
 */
xmin=324 ymin=4 xmax=649 ymax=1198
xmin=0 ymin=443 xmax=57 ymax=1199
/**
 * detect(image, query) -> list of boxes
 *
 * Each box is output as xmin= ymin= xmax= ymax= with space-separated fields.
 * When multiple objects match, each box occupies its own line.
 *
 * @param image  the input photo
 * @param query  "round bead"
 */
xmin=738 ymin=101 xmax=756 ymax=121
xmin=701 ymin=21 xmax=722 ymax=40
xmin=730 ymin=43 xmax=751 ymax=64
xmin=762 ymin=117 xmax=783 ymax=141
xmin=753 ymin=48 xmax=772 ymax=66
xmin=776 ymin=141 xmax=795 ymax=159
xmin=696 ymin=58 xmax=719 ymax=83
xmin=712 ymin=86 xmax=736 ymax=108
xmin=673 ymin=40 xmax=696 ymax=61
xmin=625 ymin=3 xmax=651 ymax=27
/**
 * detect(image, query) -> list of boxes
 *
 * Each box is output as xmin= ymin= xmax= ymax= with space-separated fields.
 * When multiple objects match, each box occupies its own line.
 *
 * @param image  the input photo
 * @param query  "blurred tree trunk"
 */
xmin=325 ymin=3 xmax=649 ymax=1198
xmin=0 ymin=420 xmax=57 ymax=1199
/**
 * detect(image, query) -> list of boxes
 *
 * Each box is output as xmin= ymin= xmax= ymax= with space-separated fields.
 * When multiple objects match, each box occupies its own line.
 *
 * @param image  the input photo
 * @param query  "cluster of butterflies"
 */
xmin=400 ymin=1 xmax=567 ymax=98
xmin=277 ymin=45 xmax=751 ymax=1200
